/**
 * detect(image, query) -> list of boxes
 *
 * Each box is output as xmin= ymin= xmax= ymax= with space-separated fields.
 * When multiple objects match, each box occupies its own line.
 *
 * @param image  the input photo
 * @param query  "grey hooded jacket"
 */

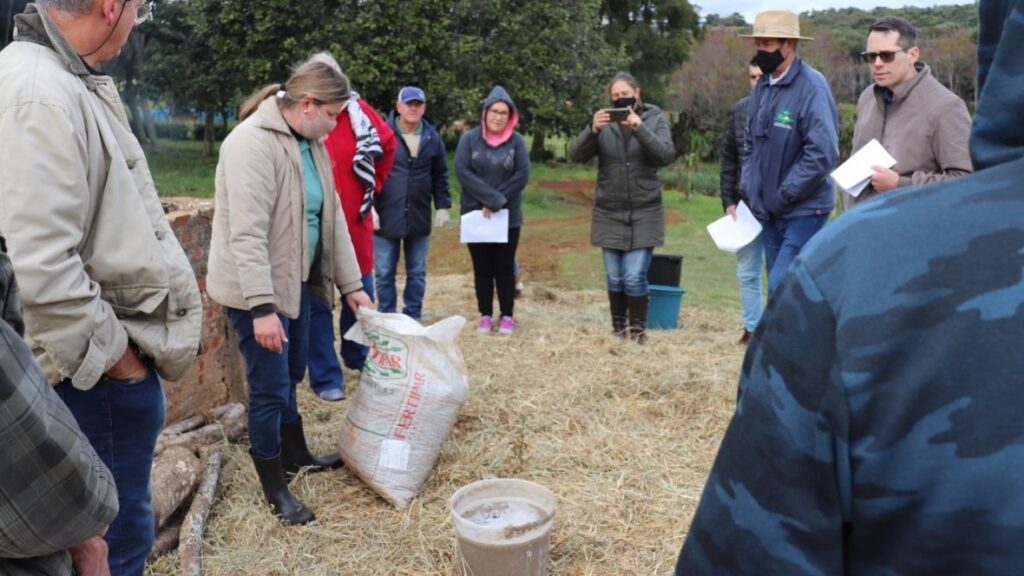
xmin=455 ymin=85 xmax=530 ymax=228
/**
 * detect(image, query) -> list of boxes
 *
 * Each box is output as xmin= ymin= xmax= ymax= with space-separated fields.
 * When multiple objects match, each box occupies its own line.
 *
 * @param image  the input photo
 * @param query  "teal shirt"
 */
xmin=298 ymin=139 xmax=324 ymax=268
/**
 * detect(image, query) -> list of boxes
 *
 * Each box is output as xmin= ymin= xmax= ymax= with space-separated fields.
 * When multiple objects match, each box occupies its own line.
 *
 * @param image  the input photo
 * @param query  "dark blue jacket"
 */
xmin=375 ymin=114 xmax=451 ymax=239
xmin=741 ymin=58 xmax=839 ymax=220
xmin=455 ymin=86 xmax=530 ymax=228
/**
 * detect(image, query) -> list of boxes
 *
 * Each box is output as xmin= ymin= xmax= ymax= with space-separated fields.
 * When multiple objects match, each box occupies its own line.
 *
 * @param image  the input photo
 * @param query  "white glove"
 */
xmin=434 ymin=208 xmax=450 ymax=228
xmin=371 ymin=206 xmax=380 ymax=231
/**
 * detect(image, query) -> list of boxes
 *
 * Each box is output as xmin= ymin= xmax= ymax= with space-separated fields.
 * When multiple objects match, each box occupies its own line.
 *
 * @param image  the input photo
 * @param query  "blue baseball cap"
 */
xmin=398 ymin=86 xmax=426 ymax=103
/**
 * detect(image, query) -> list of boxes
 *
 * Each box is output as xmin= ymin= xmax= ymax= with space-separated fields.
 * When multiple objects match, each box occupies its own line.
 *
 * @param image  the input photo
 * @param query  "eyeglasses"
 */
xmin=860 ymin=48 xmax=909 ymax=64
xmin=134 ymin=0 xmax=154 ymax=24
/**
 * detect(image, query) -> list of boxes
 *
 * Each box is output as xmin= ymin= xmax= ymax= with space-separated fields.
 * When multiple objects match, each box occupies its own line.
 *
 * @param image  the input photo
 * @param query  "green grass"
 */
xmin=148 ymin=139 xmax=218 ymax=198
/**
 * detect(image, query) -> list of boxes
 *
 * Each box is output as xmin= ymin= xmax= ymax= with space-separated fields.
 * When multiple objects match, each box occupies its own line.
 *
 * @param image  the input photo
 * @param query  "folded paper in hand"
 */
xmin=830 ymin=139 xmax=897 ymax=197
xmin=460 ymin=209 xmax=509 ymax=243
xmin=706 ymin=201 xmax=762 ymax=253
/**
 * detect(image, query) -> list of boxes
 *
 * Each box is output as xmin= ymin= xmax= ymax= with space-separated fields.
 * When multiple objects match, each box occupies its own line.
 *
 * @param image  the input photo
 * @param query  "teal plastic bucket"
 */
xmin=647 ymin=285 xmax=685 ymax=329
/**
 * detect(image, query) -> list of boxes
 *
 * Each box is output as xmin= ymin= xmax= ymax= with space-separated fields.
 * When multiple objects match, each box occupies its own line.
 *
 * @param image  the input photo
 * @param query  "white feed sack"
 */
xmin=340 ymin=309 xmax=469 ymax=509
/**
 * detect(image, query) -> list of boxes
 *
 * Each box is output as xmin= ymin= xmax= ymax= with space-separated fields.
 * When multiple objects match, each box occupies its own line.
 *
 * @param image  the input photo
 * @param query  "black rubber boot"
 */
xmin=627 ymin=294 xmax=649 ymax=345
xmin=250 ymin=452 xmax=315 ymax=525
xmin=281 ymin=417 xmax=342 ymax=478
xmin=608 ymin=291 xmax=628 ymax=338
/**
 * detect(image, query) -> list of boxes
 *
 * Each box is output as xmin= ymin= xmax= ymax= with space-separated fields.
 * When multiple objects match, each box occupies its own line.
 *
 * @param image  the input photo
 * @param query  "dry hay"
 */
xmin=147 ymin=273 xmax=743 ymax=576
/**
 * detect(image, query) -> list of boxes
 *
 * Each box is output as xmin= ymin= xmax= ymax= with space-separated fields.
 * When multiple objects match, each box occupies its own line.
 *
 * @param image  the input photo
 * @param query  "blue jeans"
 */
xmin=56 ymin=369 xmax=165 ymax=576
xmin=227 ymin=283 xmax=311 ymax=458
xmin=374 ymin=235 xmax=429 ymax=321
xmin=761 ymin=214 xmax=828 ymax=294
xmin=603 ymin=247 xmax=654 ymax=296
xmin=307 ymin=273 xmax=375 ymax=394
xmin=736 ymin=232 xmax=764 ymax=331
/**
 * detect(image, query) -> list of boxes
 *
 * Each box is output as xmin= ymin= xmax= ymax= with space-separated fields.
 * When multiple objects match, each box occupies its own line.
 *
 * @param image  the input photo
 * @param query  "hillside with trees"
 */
xmin=1 ymin=1 xmax=977 ymax=165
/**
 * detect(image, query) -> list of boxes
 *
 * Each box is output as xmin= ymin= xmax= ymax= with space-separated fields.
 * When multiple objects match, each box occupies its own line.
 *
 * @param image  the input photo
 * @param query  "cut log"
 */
xmin=179 ymin=445 xmax=223 ymax=576
xmin=210 ymin=402 xmax=244 ymax=420
xmin=151 ymin=446 xmax=201 ymax=530
xmin=156 ymin=423 xmax=225 ymax=455
xmin=161 ymin=414 xmax=206 ymax=437
xmin=148 ymin=521 xmax=181 ymax=561
xmin=211 ymin=402 xmax=246 ymax=442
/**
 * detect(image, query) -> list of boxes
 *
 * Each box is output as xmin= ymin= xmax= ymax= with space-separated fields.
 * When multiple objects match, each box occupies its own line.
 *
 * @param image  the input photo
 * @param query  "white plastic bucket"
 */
xmin=450 ymin=479 xmax=558 ymax=576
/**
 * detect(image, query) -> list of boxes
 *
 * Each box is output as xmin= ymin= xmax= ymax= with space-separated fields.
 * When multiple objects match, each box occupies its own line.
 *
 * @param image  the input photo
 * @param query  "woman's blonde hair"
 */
xmin=239 ymin=54 xmax=351 ymax=121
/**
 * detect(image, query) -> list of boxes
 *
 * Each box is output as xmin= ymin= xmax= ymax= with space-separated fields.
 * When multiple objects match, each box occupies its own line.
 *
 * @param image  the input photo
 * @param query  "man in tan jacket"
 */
xmin=0 ymin=2 xmax=202 ymax=575
xmin=845 ymin=16 xmax=972 ymax=207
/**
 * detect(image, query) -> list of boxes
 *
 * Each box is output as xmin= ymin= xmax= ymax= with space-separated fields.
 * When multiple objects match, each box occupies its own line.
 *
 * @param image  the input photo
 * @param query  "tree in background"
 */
xmin=600 ymin=0 xmax=700 ymax=105
xmin=314 ymin=0 xmax=460 ymax=128
xmin=450 ymin=0 xmax=626 ymax=160
xmin=703 ymin=12 xmax=747 ymax=28
xmin=666 ymin=27 xmax=748 ymax=160
xmin=103 ymin=26 xmax=162 ymax=151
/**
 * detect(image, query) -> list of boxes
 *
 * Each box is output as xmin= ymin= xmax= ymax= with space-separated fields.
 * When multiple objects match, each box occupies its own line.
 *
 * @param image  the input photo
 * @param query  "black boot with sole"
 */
xmin=281 ymin=416 xmax=343 ymax=478
xmin=251 ymin=452 xmax=315 ymax=525
xmin=608 ymin=291 xmax=628 ymax=338
xmin=627 ymin=294 xmax=649 ymax=345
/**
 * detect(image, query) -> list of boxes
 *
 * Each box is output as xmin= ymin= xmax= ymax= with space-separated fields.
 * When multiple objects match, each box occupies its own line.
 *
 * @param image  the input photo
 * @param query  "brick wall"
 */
xmin=164 ymin=202 xmax=247 ymax=424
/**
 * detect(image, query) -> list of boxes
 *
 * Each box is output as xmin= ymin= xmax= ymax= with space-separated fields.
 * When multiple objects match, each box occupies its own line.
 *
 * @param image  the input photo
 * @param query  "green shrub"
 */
xmin=838 ymin=102 xmax=857 ymax=163
xmin=155 ymin=122 xmax=191 ymax=140
xmin=191 ymin=123 xmax=230 ymax=142
xmin=662 ymin=160 xmax=719 ymax=197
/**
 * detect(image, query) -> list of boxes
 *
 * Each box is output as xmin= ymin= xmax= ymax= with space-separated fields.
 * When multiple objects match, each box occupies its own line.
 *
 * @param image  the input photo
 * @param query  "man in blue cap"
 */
xmin=374 ymin=86 xmax=451 ymax=322
xmin=676 ymin=1 xmax=1024 ymax=573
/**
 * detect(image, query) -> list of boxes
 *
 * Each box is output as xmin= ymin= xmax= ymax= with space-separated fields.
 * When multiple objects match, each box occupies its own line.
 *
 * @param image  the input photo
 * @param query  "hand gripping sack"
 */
xmin=340 ymin=309 xmax=468 ymax=508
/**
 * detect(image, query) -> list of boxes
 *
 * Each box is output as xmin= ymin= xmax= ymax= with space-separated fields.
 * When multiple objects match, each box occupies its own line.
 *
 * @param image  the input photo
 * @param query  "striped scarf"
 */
xmin=347 ymin=93 xmax=383 ymax=220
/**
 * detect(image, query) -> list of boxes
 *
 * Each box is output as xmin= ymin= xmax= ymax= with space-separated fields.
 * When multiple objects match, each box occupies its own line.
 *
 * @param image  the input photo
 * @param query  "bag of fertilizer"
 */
xmin=340 ymin=308 xmax=468 ymax=508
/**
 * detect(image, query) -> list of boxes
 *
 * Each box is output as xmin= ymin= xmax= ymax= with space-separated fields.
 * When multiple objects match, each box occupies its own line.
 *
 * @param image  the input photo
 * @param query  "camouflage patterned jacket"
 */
xmin=677 ymin=2 xmax=1024 ymax=573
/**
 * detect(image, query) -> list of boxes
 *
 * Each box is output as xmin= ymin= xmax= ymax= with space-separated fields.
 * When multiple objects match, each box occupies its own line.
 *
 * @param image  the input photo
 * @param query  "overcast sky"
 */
xmin=700 ymin=0 xmax=975 ymax=24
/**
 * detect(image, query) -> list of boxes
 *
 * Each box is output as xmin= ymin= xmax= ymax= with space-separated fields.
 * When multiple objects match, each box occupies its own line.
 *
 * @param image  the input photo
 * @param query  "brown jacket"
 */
xmin=207 ymin=97 xmax=362 ymax=318
xmin=846 ymin=63 xmax=972 ymax=207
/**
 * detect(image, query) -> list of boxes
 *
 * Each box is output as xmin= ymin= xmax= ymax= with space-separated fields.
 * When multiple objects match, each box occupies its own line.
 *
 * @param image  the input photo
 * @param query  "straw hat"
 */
xmin=739 ymin=10 xmax=814 ymax=41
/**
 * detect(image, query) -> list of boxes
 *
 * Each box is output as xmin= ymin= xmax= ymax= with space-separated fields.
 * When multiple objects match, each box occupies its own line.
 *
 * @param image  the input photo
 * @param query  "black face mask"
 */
xmin=755 ymin=49 xmax=785 ymax=76
xmin=612 ymin=97 xmax=637 ymax=109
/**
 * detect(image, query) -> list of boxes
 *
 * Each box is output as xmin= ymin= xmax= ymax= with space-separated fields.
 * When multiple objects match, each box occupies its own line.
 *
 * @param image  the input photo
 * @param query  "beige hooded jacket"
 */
xmin=207 ymin=96 xmax=363 ymax=317
xmin=0 ymin=6 xmax=202 ymax=389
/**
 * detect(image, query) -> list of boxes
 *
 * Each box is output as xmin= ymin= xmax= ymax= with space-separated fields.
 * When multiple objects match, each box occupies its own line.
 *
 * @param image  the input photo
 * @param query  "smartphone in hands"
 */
xmin=605 ymin=107 xmax=631 ymax=122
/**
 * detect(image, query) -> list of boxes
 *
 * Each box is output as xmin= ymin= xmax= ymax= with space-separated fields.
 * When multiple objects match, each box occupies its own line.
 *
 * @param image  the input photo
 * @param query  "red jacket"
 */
xmin=324 ymin=99 xmax=396 ymax=275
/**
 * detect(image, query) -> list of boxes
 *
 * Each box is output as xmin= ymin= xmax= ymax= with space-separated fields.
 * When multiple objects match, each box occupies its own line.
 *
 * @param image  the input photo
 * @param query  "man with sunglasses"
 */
xmin=845 ymin=16 xmax=972 ymax=208
xmin=0 ymin=1 xmax=199 ymax=575
xmin=738 ymin=11 xmax=839 ymax=295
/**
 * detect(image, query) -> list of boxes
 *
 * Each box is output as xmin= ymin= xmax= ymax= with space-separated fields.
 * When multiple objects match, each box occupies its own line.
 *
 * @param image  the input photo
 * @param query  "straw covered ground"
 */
xmin=147 ymin=272 xmax=743 ymax=576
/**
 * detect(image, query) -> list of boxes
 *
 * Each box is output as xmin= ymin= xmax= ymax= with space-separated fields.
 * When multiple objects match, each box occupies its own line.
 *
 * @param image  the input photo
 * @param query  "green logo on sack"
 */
xmin=365 ymin=333 xmax=409 ymax=380
xmin=774 ymin=109 xmax=794 ymax=126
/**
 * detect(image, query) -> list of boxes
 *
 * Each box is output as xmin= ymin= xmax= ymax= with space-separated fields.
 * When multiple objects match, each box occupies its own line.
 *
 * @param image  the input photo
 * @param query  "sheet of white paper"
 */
xmin=460 ymin=209 xmax=509 ymax=243
xmin=706 ymin=201 xmax=763 ymax=253
xmin=830 ymin=138 xmax=897 ymax=197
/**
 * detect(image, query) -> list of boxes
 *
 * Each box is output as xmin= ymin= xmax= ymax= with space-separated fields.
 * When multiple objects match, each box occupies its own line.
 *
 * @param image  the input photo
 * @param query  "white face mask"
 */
xmin=298 ymin=104 xmax=337 ymax=140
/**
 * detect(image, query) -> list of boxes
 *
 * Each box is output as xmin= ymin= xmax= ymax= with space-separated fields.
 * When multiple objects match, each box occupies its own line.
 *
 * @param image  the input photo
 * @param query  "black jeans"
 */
xmin=467 ymin=226 xmax=521 ymax=317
